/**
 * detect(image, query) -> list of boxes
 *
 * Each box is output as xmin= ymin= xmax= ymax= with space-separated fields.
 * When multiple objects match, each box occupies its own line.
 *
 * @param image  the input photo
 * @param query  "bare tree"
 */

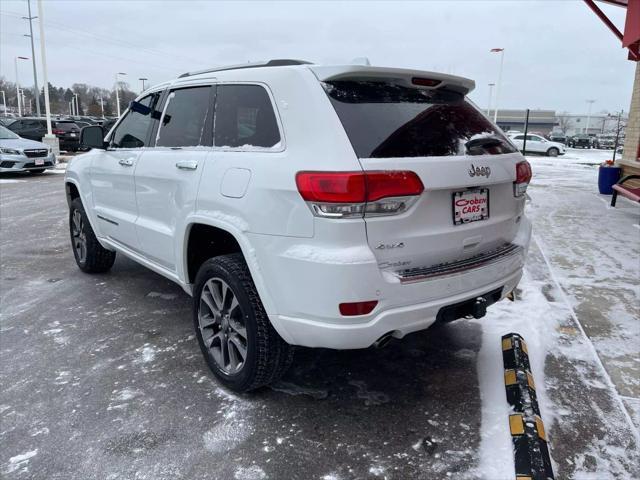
xmin=556 ymin=112 xmax=573 ymax=134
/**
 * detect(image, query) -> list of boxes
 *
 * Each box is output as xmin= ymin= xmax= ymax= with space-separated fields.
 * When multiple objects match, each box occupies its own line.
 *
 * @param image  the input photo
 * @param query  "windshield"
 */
xmin=0 ymin=125 xmax=19 ymax=140
xmin=323 ymin=80 xmax=515 ymax=158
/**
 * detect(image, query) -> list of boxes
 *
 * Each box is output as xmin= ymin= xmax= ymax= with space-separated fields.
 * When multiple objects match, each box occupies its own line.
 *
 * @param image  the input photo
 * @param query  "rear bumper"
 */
xmin=270 ymin=268 xmax=523 ymax=349
xmin=254 ymin=216 xmax=531 ymax=349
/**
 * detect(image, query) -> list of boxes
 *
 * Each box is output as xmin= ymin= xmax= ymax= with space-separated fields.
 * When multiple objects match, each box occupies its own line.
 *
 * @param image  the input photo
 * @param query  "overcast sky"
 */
xmin=1 ymin=0 xmax=635 ymax=114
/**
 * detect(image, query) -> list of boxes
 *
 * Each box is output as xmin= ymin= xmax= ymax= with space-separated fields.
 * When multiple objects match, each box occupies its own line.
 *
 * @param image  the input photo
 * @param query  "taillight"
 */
xmin=514 ymin=161 xmax=532 ymax=197
xmin=295 ymin=171 xmax=424 ymax=218
xmin=52 ymin=129 xmax=64 ymax=135
xmin=339 ymin=300 xmax=378 ymax=316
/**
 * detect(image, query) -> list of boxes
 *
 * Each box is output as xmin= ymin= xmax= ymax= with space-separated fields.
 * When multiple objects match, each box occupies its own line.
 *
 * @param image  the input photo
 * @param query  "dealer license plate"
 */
xmin=70 ymin=133 xmax=76 ymax=137
xmin=35 ymin=158 xmax=45 ymax=166
xmin=453 ymin=188 xmax=489 ymax=225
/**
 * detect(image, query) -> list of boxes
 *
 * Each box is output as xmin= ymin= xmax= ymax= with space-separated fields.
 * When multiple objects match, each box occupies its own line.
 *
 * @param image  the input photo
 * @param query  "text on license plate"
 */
xmin=453 ymin=189 xmax=489 ymax=225
xmin=35 ymin=158 xmax=44 ymax=166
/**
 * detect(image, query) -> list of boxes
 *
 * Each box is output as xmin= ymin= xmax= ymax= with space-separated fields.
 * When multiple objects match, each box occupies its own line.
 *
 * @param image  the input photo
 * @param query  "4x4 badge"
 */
xmin=469 ymin=164 xmax=491 ymax=178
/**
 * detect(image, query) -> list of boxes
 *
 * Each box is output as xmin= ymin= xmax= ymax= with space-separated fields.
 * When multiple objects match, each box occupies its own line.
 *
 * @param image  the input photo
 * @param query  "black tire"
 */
xmin=29 ymin=169 xmax=46 ymax=174
xmin=547 ymin=147 xmax=559 ymax=157
xmin=193 ymin=253 xmax=293 ymax=392
xmin=69 ymin=197 xmax=116 ymax=273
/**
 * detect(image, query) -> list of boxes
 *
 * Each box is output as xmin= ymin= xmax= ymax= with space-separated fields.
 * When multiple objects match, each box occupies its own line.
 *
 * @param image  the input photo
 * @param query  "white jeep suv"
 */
xmin=65 ymin=60 xmax=532 ymax=392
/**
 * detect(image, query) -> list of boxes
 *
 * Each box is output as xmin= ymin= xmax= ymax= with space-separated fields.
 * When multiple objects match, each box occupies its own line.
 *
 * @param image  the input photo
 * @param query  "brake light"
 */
xmin=296 ymin=171 xmax=424 ymax=218
xmin=514 ymin=161 xmax=532 ymax=197
xmin=52 ymin=129 xmax=64 ymax=135
xmin=412 ymin=77 xmax=442 ymax=87
xmin=339 ymin=300 xmax=378 ymax=316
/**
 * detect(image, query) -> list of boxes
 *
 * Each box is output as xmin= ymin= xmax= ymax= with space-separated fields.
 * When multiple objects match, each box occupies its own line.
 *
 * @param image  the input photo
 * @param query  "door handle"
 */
xmin=176 ymin=160 xmax=198 ymax=171
xmin=118 ymin=158 xmax=134 ymax=167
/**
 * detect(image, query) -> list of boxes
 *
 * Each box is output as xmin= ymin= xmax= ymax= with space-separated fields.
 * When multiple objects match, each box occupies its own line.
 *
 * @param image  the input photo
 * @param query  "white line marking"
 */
xmin=533 ymin=234 xmax=640 ymax=444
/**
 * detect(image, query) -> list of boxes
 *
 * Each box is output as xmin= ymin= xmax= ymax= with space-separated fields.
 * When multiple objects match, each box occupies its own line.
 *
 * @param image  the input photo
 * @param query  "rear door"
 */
xmin=527 ymin=135 xmax=546 ymax=153
xmin=134 ymin=85 xmax=213 ymax=271
xmin=321 ymin=78 xmax=524 ymax=273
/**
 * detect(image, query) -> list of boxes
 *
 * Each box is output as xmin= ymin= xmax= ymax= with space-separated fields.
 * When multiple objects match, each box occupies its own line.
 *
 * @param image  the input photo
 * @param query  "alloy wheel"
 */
xmin=71 ymin=210 xmax=87 ymax=263
xmin=198 ymin=277 xmax=248 ymax=375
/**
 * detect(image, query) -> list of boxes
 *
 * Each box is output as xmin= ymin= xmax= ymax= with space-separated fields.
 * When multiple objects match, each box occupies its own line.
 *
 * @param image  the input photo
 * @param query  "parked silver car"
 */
xmin=0 ymin=125 xmax=56 ymax=174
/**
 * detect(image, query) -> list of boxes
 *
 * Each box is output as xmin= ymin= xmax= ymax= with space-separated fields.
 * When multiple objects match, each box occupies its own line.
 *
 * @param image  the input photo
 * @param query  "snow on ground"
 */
xmin=476 ymin=148 xmax=640 ymax=479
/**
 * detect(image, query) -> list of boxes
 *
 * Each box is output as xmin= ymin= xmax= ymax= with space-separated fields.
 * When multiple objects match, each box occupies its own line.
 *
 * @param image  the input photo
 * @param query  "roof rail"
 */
xmin=178 ymin=59 xmax=313 ymax=78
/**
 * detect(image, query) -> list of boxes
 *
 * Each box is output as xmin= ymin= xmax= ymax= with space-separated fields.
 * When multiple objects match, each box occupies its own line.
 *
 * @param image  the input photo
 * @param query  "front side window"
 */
xmin=156 ymin=87 xmax=212 ymax=147
xmin=214 ymin=85 xmax=280 ymax=148
xmin=110 ymin=93 xmax=160 ymax=149
xmin=324 ymin=81 xmax=516 ymax=158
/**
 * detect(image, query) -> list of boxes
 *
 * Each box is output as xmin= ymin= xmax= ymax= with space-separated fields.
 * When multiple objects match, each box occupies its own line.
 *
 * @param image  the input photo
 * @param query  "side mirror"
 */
xmin=80 ymin=125 xmax=106 ymax=150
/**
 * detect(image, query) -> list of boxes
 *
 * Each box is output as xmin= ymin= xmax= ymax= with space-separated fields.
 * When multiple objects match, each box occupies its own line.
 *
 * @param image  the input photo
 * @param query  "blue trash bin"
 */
xmin=598 ymin=165 xmax=621 ymax=195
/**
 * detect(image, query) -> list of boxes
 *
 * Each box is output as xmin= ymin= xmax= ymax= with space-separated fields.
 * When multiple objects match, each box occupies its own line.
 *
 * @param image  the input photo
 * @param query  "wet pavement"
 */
xmin=1 ymin=151 xmax=638 ymax=479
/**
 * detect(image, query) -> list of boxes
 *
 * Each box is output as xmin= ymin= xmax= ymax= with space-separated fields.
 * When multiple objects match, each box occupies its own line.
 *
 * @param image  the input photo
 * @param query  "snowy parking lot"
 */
xmin=1 ymin=149 xmax=639 ymax=479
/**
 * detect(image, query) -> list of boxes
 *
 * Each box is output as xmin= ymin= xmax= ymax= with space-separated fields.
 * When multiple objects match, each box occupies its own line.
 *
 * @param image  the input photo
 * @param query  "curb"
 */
xmin=502 ymin=333 xmax=554 ymax=480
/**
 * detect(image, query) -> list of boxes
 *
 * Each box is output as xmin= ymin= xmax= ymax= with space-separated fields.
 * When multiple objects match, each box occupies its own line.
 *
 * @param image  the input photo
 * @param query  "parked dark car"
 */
xmin=549 ymin=132 xmax=567 ymax=144
xmin=7 ymin=118 xmax=81 ymax=152
xmin=568 ymin=134 xmax=591 ymax=148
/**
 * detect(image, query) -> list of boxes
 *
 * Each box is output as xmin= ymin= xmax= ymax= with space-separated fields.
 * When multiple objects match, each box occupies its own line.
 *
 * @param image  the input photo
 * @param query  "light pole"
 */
xmin=139 ymin=77 xmax=148 ymax=92
xmin=71 ymin=96 xmax=76 ymax=116
xmin=115 ymin=72 xmax=126 ymax=118
xmin=487 ymin=83 xmax=495 ymax=117
xmin=15 ymin=56 xmax=29 ymax=117
xmin=37 ymin=0 xmax=56 ymax=151
xmin=74 ymin=92 xmax=79 ymax=115
xmin=585 ymin=99 xmax=596 ymax=134
xmin=23 ymin=0 xmax=41 ymax=117
xmin=99 ymin=96 xmax=104 ymax=118
xmin=490 ymin=48 xmax=505 ymax=123
xmin=1 ymin=91 xmax=6 ymax=115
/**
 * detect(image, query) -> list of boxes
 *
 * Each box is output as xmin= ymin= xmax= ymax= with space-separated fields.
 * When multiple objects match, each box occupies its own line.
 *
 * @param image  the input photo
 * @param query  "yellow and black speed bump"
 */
xmin=502 ymin=333 xmax=554 ymax=480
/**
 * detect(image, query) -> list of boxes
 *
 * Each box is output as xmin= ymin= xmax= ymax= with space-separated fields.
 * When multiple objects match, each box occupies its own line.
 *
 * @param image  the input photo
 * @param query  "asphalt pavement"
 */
xmin=1 ymin=171 xmax=484 ymax=479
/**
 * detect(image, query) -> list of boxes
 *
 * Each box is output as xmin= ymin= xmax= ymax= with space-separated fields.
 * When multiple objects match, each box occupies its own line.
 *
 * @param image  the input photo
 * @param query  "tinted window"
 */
xmin=324 ymin=81 xmax=515 ymax=158
xmin=214 ymin=85 xmax=280 ymax=148
xmin=55 ymin=122 xmax=79 ymax=131
xmin=513 ymin=135 xmax=525 ymax=140
xmin=156 ymin=87 xmax=211 ymax=147
xmin=111 ymin=93 xmax=160 ymax=148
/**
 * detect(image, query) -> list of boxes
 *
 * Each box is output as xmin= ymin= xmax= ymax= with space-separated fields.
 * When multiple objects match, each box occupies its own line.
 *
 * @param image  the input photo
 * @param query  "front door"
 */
xmin=90 ymin=92 xmax=161 ymax=251
xmin=134 ymin=85 xmax=214 ymax=271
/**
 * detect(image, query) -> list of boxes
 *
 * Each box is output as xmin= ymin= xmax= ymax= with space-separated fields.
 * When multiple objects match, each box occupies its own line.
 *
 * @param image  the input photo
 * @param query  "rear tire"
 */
xmin=193 ymin=253 xmax=293 ymax=392
xmin=69 ymin=198 xmax=116 ymax=273
xmin=547 ymin=147 xmax=559 ymax=157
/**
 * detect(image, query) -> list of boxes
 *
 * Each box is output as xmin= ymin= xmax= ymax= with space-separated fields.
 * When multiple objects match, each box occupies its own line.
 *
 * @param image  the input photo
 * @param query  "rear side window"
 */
xmin=324 ymin=81 xmax=515 ymax=158
xmin=111 ymin=93 xmax=160 ymax=148
xmin=214 ymin=85 xmax=280 ymax=148
xmin=156 ymin=86 xmax=212 ymax=147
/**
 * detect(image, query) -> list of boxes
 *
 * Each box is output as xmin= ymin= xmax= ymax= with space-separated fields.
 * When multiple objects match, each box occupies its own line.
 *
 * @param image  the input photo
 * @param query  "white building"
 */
xmin=554 ymin=113 xmax=628 ymax=136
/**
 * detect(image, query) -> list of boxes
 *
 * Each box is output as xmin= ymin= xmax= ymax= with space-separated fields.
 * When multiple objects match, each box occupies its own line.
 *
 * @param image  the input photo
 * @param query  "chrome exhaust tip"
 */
xmin=372 ymin=332 xmax=394 ymax=349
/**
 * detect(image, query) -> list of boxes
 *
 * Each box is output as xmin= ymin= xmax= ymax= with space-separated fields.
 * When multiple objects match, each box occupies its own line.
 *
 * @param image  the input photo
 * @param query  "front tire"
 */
xmin=69 ymin=198 xmax=116 ymax=273
xmin=547 ymin=147 xmax=559 ymax=157
xmin=193 ymin=253 xmax=293 ymax=392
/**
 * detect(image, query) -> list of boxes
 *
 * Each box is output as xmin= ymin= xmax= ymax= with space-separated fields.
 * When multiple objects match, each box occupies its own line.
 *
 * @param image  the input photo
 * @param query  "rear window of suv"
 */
xmin=54 ymin=122 xmax=79 ymax=131
xmin=323 ymin=81 xmax=515 ymax=158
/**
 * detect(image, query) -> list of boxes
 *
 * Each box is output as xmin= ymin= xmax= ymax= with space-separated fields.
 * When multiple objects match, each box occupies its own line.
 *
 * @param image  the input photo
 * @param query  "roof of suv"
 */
xmin=172 ymin=59 xmax=476 ymax=95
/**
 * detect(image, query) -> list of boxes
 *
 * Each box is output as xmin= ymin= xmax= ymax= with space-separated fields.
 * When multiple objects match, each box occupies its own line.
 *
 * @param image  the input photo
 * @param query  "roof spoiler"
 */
xmin=309 ymin=65 xmax=475 ymax=95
